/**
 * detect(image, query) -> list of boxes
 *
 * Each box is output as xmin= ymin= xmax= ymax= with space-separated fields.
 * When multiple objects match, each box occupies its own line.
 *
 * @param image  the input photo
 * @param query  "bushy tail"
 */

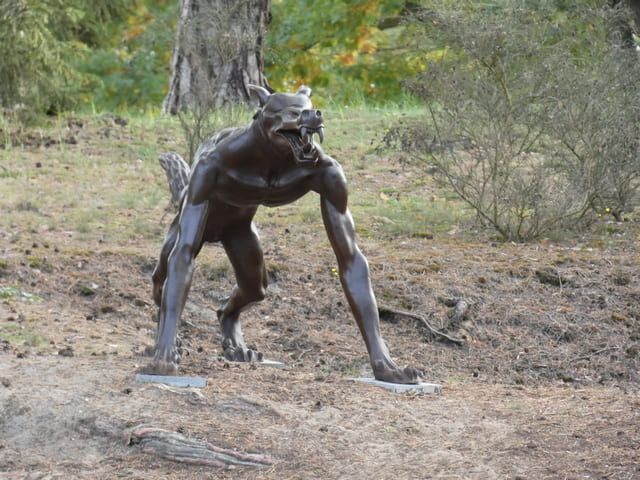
xmin=158 ymin=151 xmax=190 ymax=208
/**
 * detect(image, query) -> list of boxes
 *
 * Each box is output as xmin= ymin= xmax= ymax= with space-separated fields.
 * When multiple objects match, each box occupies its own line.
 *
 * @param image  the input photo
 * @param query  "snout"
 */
xmin=299 ymin=109 xmax=324 ymax=129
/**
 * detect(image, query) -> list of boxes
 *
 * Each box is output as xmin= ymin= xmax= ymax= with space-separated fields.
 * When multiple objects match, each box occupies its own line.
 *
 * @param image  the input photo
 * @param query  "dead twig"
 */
xmin=379 ymin=305 xmax=466 ymax=346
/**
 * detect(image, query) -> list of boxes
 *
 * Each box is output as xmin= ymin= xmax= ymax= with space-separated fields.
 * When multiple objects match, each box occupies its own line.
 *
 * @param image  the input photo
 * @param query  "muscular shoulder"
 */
xmin=315 ymin=154 xmax=345 ymax=184
xmin=186 ymin=151 xmax=223 ymax=205
xmin=313 ymin=154 xmax=348 ymax=212
xmin=194 ymin=126 xmax=246 ymax=164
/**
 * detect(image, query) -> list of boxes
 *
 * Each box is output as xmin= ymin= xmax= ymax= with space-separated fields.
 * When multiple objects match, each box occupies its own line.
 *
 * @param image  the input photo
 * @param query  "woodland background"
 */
xmin=1 ymin=0 xmax=637 ymax=111
xmin=3 ymin=0 xmax=640 ymax=240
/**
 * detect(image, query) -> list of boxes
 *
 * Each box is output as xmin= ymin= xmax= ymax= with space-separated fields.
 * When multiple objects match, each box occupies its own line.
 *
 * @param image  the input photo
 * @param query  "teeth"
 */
xmin=299 ymin=126 xmax=324 ymax=145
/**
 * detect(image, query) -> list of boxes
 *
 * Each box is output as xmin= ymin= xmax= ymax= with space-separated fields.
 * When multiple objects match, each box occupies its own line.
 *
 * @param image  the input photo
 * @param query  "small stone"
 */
xmin=58 ymin=346 xmax=74 ymax=357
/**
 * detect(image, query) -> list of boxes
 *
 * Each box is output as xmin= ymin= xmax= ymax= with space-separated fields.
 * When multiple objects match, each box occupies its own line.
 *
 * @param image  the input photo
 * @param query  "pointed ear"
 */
xmin=296 ymin=85 xmax=312 ymax=97
xmin=248 ymin=84 xmax=271 ymax=106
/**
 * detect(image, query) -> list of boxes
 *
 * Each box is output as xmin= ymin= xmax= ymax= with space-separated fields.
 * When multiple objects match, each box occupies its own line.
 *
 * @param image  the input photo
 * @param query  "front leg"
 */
xmin=152 ymin=213 xmax=180 ymax=307
xmin=142 ymin=201 xmax=209 ymax=375
xmin=321 ymin=194 xmax=421 ymax=384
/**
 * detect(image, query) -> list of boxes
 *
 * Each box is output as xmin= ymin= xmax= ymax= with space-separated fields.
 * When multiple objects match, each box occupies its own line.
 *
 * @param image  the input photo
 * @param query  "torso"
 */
xmin=214 ymin=163 xmax=319 ymax=207
xmin=186 ymin=124 xmax=344 ymax=242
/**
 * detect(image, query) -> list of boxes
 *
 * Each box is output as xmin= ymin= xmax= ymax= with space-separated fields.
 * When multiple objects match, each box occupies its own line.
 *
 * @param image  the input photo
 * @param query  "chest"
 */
xmin=216 ymin=167 xmax=315 ymax=207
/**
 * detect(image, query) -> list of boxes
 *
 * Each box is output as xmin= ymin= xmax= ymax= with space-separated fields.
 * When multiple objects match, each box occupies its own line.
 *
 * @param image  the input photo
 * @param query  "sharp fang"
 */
xmin=300 ymin=126 xmax=308 ymax=139
xmin=317 ymin=127 xmax=324 ymax=143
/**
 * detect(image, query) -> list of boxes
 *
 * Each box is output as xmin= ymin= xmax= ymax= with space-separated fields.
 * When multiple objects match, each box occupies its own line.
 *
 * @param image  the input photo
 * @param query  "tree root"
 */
xmin=379 ymin=304 xmax=466 ymax=346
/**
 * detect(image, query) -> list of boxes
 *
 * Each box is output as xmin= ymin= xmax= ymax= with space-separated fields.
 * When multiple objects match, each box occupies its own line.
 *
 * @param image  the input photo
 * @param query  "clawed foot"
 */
xmin=222 ymin=338 xmax=263 ymax=362
xmin=219 ymin=311 xmax=263 ymax=362
xmin=372 ymin=359 xmax=422 ymax=384
xmin=138 ymin=359 xmax=179 ymax=376
xmin=139 ymin=345 xmax=181 ymax=375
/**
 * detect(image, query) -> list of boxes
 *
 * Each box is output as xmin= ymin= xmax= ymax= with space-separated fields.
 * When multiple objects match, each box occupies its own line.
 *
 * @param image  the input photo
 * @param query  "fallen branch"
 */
xmin=378 ymin=305 xmax=466 ymax=346
xmin=128 ymin=426 xmax=275 ymax=468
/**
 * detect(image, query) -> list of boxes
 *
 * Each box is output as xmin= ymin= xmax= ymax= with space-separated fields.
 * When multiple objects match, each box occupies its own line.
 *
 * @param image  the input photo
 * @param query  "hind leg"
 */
xmin=218 ymin=221 xmax=267 ymax=362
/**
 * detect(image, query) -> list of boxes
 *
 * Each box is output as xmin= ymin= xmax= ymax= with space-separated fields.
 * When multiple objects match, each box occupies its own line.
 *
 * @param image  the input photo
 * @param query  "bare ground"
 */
xmin=0 ymin=117 xmax=639 ymax=479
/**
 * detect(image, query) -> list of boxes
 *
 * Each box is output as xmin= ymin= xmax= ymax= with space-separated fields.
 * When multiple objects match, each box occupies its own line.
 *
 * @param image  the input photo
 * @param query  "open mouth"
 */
xmin=279 ymin=125 xmax=325 ymax=164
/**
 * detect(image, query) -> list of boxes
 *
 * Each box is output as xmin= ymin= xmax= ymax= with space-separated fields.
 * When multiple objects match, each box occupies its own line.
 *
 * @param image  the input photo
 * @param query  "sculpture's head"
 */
xmin=249 ymin=84 xmax=324 ymax=166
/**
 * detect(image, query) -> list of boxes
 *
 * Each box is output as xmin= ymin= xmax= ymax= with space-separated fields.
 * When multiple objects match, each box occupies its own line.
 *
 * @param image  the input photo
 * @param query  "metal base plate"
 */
xmin=135 ymin=374 xmax=207 ymax=388
xmin=350 ymin=377 xmax=442 ymax=394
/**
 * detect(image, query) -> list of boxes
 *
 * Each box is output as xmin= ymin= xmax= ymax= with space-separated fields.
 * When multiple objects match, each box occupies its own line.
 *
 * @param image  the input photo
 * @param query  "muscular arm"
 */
xmin=163 ymin=202 xmax=209 ymax=314
xmin=319 ymin=161 xmax=421 ymax=383
xmin=152 ymin=193 xmax=210 ymax=372
xmin=319 ymin=166 xmax=390 ymax=363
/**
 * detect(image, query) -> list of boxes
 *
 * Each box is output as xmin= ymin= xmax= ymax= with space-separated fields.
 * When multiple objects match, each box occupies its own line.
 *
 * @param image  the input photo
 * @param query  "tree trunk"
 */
xmin=162 ymin=0 xmax=271 ymax=114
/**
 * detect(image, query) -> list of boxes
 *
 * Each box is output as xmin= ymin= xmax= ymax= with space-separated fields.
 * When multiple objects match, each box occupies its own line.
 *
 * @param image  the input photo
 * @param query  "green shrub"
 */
xmin=549 ymin=45 xmax=640 ymax=221
xmin=77 ymin=1 xmax=177 ymax=112
xmin=386 ymin=3 xmax=640 ymax=240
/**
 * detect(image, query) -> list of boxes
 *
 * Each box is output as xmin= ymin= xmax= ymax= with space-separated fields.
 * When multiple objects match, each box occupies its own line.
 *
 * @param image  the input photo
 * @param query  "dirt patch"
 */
xmin=1 ymin=118 xmax=639 ymax=478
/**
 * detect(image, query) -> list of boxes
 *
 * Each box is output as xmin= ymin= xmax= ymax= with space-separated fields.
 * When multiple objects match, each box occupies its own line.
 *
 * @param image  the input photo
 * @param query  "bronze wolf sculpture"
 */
xmin=146 ymin=85 xmax=421 ymax=384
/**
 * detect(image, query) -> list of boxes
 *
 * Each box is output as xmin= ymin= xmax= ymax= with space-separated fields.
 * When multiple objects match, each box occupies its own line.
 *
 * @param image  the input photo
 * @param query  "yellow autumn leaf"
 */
xmin=123 ymin=25 xmax=145 ymax=41
xmin=351 ymin=1 xmax=377 ymax=15
xmin=335 ymin=51 xmax=357 ymax=66
xmin=359 ymin=40 xmax=377 ymax=54
xmin=425 ymin=47 xmax=448 ymax=62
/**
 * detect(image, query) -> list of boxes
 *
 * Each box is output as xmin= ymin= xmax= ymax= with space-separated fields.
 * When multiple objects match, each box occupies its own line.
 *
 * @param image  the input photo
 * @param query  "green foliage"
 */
xmin=0 ymin=0 xmax=174 ymax=117
xmin=77 ymin=0 xmax=177 ymax=112
xmin=0 ymin=0 xmax=87 ymax=116
xmin=3 ymin=0 xmax=639 ymax=115
xmin=266 ymin=0 xmax=420 ymax=104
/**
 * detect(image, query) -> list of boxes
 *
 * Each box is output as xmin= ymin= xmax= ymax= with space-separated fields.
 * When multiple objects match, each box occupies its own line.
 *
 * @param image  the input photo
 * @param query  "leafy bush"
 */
xmin=385 ymin=3 xmax=640 ymax=240
xmin=549 ymin=45 xmax=640 ymax=222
